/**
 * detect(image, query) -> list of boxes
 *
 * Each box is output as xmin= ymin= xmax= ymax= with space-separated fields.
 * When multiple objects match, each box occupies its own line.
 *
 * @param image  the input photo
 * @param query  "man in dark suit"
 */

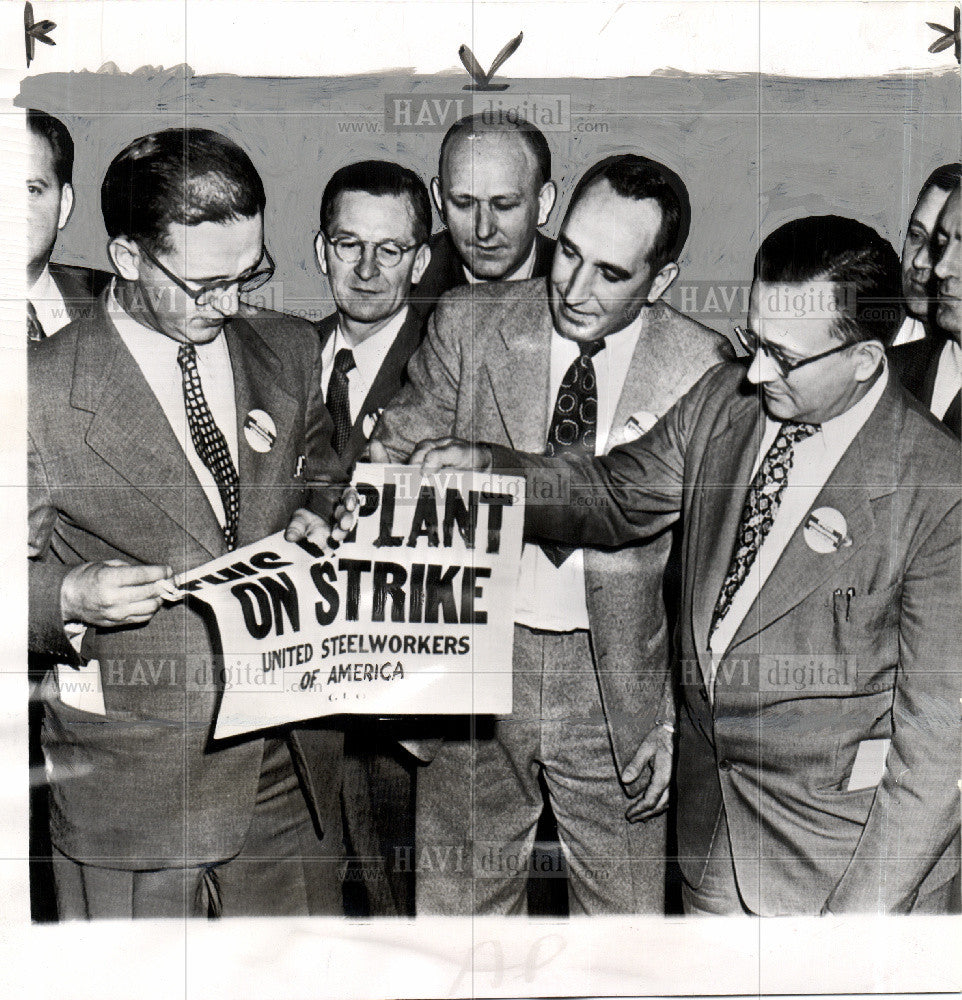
xmin=372 ymin=154 xmax=726 ymax=914
xmin=415 ymin=215 xmax=962 ymax=915
xmin=413 ymin=113 xmax=556 ymax=315
xmin=29 ymin=128 xmax=344 ymax=919
xmin=891 ymin=163 xmax=961 ymax=348
xmin=26 ymin=109 xmax=110 ymax=339
xmin=891 ymin=182 xmax=961 ymax=435
xmin=314 ymin=159 xmax=433 ymax=916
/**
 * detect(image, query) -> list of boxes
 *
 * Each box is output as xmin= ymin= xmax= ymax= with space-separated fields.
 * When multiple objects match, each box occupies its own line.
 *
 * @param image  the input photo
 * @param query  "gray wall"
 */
xmin=19 ymin=68 xmax=960 ymax=331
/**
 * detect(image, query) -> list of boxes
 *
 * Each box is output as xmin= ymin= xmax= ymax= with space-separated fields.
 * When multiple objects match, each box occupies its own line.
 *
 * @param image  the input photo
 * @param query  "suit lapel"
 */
xmin=690 ymin=399 xmax=763 ymax=664
xmin=226 ymin=317 xmax=299 ymax=535
xmin=481 ymin=285 xmax=553 ymax=451
xmin=74 ymin=306 xmax=224 ymax=559
xmin=726 ymin=379 xmax=902 ymax=651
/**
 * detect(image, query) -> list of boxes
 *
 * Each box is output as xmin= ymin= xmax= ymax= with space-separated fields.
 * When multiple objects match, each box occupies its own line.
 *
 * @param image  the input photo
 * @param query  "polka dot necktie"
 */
xmin=177 ymin=343 xmax=240 ymax=550
xmin=709 ymin=420 xmax=818 ymax=641
xmin=327 ymin=347 xmax=356 ymax=456
xmin=27 ymin=300 xmax=46 ymax=341
xmin=542 ymin=338 xmax=605 ymax=567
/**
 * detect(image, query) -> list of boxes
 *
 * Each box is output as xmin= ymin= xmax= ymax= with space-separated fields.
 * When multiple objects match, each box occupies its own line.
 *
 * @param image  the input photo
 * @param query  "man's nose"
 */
xmin=474 ymin=203 xmax=496 ymax=241
xmin=207 ymin=284 xmax=240 ymax=317
xmin=746 ymin=348 xmax=779 ymax=384
xmin=912 ymin=240 xmax=933 ymax=275
xmin=354 ymin=245 xmax=380 ymax=281
xmin=934 ymin=245 xmax=959 ymax=281
xmin=563 ymin=263 xmax=592 ymax=306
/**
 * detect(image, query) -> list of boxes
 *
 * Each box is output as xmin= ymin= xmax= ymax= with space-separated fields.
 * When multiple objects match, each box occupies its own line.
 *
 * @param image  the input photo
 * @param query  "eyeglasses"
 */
xmin=733 ymin=325 xmax=852 ymax=378
xmin=139 ymin=244 xmax=275 ymax=302
xmin=324 ymin=235 xmax=421 ymax=269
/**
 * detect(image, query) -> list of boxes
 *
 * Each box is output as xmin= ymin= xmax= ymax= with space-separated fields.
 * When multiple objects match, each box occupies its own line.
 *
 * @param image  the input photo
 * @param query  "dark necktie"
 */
xmin=709 ymin=420 xmax=818 ymax=641
xmin=177 ymin=343 xmax=240 ymax=550
xmin=541 ymin=339 xmax=605 ymax=567
xmin=327 ymin=347 xmax=356 ymax=456
xmin=27 ymin=300 xmax=46 ymax=341
xmin=941 ymin=389 xmax=961 ymax=438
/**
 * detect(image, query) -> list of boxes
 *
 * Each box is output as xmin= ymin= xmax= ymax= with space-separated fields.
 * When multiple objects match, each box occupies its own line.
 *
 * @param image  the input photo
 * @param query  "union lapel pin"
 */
xmin=243 ymin=409 xmax=277 ymax=453
xmin=803 ymin=506 xmax=852 ymax=553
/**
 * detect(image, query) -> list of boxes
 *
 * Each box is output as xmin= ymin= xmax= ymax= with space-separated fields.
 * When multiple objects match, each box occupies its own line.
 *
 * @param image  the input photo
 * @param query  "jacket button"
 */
xmin=718 ymin=759 xmax=732 ymax=772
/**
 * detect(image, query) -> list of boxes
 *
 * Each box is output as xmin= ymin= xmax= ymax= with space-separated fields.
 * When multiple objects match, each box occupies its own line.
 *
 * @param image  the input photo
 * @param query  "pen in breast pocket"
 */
xmin=845 ymin=587 xmax=855 ymax=621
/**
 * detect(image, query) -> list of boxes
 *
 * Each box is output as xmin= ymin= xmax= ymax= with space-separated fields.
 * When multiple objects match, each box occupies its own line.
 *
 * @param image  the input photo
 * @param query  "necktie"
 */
xmin=27 ymin=300 xmax=46 ymax=341
xmin=709 ymin=420 xmax=818 ymax=641
xmin=177 ymin=343 xmax=240 ymax=550
xmin=327 ymin=347 xmax=356 ymax=456
xmin=541 ymin=339 xmax=605 ymax=567
xmin=941 ymin=389 xmax=961 ymax=438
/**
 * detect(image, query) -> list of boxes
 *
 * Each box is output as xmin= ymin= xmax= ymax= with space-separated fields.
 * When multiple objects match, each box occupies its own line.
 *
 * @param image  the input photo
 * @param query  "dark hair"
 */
xmin=101 ymin=128 xmax=266 ymax=252
xmin=27 ymin=109 xmax=73 ymax=188
xmin=320 ymin=160 xmax=432 ymax=245
xmin=754 ymin=215 xmax=902 ymax=347
xmin=918 ymin=162 xmax=962 ymax=204
xmin=437 ymin=112 xmax=551 ymax=188
xmin=565 ymin=154 xmax=691 ymax=270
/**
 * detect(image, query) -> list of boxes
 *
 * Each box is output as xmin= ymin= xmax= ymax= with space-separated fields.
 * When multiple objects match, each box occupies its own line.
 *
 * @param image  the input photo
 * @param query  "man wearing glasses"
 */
xmin=314 ymin=159 xmax=432 ymax=917
xmin=409 ymin=215 xmax=962 ymax=914
xmin=28 ymin=127 xmax=344 ymax=919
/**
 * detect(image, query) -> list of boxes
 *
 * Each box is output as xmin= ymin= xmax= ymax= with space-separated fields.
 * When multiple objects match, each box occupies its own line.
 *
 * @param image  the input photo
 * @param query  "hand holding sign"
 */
xmin=408 ymin=437 xmax=493 ymax=475
xmin=60 ymin=559 xmax=176 ymax=627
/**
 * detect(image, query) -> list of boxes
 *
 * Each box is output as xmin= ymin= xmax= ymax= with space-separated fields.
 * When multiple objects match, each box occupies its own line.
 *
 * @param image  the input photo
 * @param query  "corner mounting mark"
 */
xmin=927 ymin=6 xmax=960 ymax=63
xmin=25 ymin=1 xmax=57 ymax=68
xmin=459 ymin=32 xmax=523 ymax=91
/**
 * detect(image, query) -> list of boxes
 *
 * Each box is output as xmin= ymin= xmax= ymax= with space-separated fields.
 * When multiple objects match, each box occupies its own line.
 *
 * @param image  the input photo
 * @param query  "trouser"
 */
xmin=680 ymin=810 xmax=750 ymax=915
xmin=415 ymin=625 xmax=667 ymax=915
xmin=51 ymin=737 xmax=343 ymax=919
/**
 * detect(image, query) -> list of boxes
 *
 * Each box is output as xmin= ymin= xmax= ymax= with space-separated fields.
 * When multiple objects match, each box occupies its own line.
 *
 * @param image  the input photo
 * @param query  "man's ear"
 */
xmin=411 ymin=242 xmax=432 ymax=285
xmin=315 ymin=232 xmax=329 ymax=276
xmin=57 ymin=182 xmax=74 ymax=231
xmin=536 ymin=180 xmax=557 ymax=227
xmin=430 ymin=176 xmax=446 ymax=224
xmin=646 ymin=261 xmax=680 ymax=304
xmin=853 ymin=339 xmax=886 ymax=382
xmin=107 ymin=237 xmax=142 ymax=281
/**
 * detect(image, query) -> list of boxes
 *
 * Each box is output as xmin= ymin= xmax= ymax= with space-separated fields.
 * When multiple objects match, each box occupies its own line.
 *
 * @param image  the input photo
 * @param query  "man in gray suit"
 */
xmin=372 ymin=154 xmax=725 ymax=914
xmin=29 ymin=128 xmax=343 ymax=919
xmin=417 ymin=216 xmax=962 ymax=915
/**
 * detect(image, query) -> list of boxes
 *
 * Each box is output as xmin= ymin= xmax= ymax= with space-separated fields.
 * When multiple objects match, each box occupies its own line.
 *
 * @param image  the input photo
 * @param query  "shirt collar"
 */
xmin=462 ymin=239 xmax=538 ymax=285
xmin=551 ymin=304 xmax=647 ymax=354
xmin=336 ymin=304 xmax=409 ymax=367
xmin=29 ymin=264 xmax=57 ymax=301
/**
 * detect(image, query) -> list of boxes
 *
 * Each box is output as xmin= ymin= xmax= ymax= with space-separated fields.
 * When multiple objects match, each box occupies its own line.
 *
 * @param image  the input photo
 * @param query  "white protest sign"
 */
xmin=177 ymin=464 xmax=523 ymax=739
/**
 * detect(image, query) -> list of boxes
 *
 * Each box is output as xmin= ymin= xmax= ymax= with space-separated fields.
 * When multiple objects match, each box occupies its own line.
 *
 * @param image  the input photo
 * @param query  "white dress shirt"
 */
xmin=462 ymin=240 xmax=538 ymax=284
xmin=107 ymin=282 xmax=238 ymax=527
xmin=708 ymin=365 xmax=890 ymax=689
xmin=28 ymin=265 xmax=69 ymax=337
xmin=514 ymin=314 xmax=644 ymax=632
xmin=320 ymin=306 xmax=409 ymax=423
xmin=890 ymin=315 xmax=926 ymax=348
xmin=930 ymin=339 xmax=962 ymax=420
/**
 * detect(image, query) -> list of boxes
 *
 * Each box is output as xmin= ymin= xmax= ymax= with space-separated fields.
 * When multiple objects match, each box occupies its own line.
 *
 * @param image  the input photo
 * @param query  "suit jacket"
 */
xmin=29 ymin=297 xmax=344 ymax=869
xmin=889 ymin=334 xmax=960 ymax=436
xmin=315 ymin=306 xmax=423 ymax=468
xmin=374 ymin=277 xmax=726 ymax=781
xmin=46 ymin=261 xmax=112 ymax=324
xmin=410 ymin=230 xmax=555 ymax=319
xmin=504 ymin=363 xmax=962 ymax=914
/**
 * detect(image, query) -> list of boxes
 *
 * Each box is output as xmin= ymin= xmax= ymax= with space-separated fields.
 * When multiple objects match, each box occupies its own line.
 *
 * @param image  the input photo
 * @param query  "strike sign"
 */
xmin=177 ymin=464 xmax=524 ymax=738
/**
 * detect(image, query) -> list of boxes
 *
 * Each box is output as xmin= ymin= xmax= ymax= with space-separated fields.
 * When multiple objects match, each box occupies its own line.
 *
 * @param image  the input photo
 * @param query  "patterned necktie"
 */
xmin=542 ymin=338 xmax=605 ymax=567
xmin=709 ymin=420 xmax=818 ymax=640
xmin=27 ymin=300 xmax=46 ymax=341
xmin=177 ymin=343 xmax=240 ymax=550
xmin=327 ymin=347 xmax=356 ymax=456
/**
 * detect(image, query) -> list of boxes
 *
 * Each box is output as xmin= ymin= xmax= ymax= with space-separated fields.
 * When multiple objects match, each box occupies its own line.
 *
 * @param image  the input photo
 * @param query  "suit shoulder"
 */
xmin=651 ymin=301 xmax=732 ymax=361
xmin=436 ymin=276 xmax=547 ymax=309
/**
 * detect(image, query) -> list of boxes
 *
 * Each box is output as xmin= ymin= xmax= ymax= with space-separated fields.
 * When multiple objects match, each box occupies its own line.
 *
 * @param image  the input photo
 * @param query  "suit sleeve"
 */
xmin=28 ymin=428 xmax=82 ymax=663
xmin=371 ymin=298 xmax=463 ymax=461
xmin=824 ymin=495 xmax=962 ymax=913
xmin=490 ymin=364 xmax=725 ymax=549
